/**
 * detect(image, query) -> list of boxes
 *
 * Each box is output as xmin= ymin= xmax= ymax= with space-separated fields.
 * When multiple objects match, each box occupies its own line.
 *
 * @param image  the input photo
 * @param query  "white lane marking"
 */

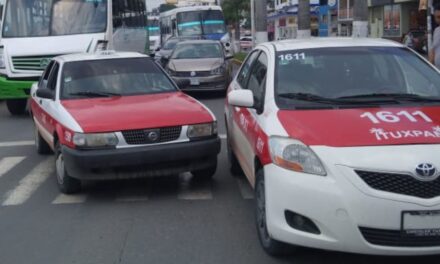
xmin=2 ymin=158 xmax=53 ymax=206
xmin=236 ymin=177 xmax=254 ymax=200
xmin=0 ymin=141 xmax=34 ymax=147
xmin=177 ymin=173 xmax=213 ymax=200
xmin=0 ymin=157 xmax=26 ymax=178
xmin=52 ymin=193 xmax=88 ymax=205
xmin=219 ymin=134 xmax=227 ymax=139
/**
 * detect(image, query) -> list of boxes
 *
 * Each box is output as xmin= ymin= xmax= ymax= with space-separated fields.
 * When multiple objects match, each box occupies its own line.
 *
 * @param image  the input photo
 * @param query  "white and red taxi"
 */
xmin=225 ymin=38 xmax=440 ymax=256
xmin=30 ymin=51 xmax=220 ymax=194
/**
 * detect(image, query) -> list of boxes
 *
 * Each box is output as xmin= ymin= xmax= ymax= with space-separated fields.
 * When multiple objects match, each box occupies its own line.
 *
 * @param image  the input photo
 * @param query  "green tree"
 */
xmin=159 ymin=3 xmax=177 ymax=13
xmin=222 ymin=0 xmax=250 ymax=40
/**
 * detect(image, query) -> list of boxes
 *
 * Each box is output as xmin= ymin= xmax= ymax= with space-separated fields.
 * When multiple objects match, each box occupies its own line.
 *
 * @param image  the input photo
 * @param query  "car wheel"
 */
xmin=34 ymin=125 xmax=51 ymax=155
xmin=6 ymin=99 xmax=27 ymax=116
xmin=255 ymin=169 xmax=294 ymax=256
xmin=227 ymin=133 xmax=243 ymax=176
xmin=55 ymin=142 xmax=81 ymax=194
xmin=192 ymin=159 xmax=217 ymax=181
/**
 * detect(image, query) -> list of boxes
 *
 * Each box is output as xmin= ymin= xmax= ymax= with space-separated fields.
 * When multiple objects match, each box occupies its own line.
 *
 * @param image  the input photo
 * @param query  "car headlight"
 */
xmin=73 ymin=132 xmax=118 ymax=149
xmin=0 ymin=47 xmax=6 ymax=69
xmin=187 ymin=122 xmax=217 ymax=139
xmin=269 ymin=136 xmax=326 ymax=176
xmin=211 ymin=65 xmax=225 ymax=75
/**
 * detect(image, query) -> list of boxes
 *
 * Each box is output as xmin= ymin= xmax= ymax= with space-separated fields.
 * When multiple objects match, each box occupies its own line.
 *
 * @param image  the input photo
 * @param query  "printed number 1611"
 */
xmin=361 ymin=111 xmax=432 ymax=124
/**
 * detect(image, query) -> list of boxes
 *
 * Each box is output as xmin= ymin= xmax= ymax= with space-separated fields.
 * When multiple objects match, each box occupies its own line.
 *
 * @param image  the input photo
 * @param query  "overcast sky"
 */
xmin=148 ymin=0 xmax=165 ymax=10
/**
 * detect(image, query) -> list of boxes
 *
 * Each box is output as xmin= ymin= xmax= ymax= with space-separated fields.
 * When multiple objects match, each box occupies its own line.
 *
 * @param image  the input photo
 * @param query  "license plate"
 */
xmin=190 ymin=78 xmax=200 ymax=86
xmin=401 ymin=211 xmax=440 ymax=237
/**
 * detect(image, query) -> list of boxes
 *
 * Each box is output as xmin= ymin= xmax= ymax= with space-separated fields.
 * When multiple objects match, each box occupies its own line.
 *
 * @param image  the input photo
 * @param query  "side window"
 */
xmin=237 ymin=51 xmax=260 ymax=88
xmin=246 ymin=52 xmax=268 ymax=111
xmin=39 ymin=61 xmax=55 ymax=87
xmin=47 ymin=63 xmax=60 ymax=91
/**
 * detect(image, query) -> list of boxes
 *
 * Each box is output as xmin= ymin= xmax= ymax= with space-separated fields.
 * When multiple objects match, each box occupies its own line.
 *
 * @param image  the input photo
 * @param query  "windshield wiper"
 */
xmin=278 ymin=93 xmax=388 ymax=105
xmin=339 ymin=93 xmax=440 ymax=102
xmin=68 ymin=91 xmax=122 ymax=98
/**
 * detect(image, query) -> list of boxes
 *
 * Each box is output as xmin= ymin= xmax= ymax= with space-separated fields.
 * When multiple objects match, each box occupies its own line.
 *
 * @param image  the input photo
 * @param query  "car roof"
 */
xmin=175 ymin=39 xmax=220 ymax=45
xmin=263 ymin=38 xmax=403 ymax=52
xmin=55 ymin=51 xmax=148 ymax=63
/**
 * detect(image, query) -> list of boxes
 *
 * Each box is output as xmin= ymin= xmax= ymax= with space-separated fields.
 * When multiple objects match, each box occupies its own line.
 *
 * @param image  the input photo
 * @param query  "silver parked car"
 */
xmin=165 ymin=40 xmax=233 ymax=91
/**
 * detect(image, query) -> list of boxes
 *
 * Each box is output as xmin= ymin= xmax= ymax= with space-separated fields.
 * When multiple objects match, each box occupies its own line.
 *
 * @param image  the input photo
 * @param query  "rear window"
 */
xmin=61 ymin=57 xmax=176 ymax=99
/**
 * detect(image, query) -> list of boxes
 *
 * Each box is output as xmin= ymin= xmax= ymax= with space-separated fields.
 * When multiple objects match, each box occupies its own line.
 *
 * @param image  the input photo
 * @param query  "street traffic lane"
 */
xmin=0 ymin=98 xmax=439 ymax=263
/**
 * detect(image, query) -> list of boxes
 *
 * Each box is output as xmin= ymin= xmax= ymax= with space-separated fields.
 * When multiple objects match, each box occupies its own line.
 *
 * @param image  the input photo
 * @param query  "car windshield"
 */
xmin=177 ymin=10 xmax=226 ymax=36
xmin=163 ymin=39 xmax=179 ymax=50
xmin=3 ymin=0 xmax=107 ymax=38
xmin=275 ymin=47 xmax=440 ymax=108
xmin=171 ymin=43 xmax=223 ymax=59
xmin=61 ymin=57 xmax=176 ymax=99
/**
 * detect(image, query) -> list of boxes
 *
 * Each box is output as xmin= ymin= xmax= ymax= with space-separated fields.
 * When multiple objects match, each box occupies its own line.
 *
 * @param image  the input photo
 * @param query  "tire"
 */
xmin=192 ymin=159 xmax=217 ymax=181
xmin=255 ymin=169 xmax=294 ymax=256
xmin=55 ymin=142 xmax=81 ymax=194
xmin=6 ymin=99 xmax=27 ymax=116
xmin=34 ymin=125 xmax=51 ymax=155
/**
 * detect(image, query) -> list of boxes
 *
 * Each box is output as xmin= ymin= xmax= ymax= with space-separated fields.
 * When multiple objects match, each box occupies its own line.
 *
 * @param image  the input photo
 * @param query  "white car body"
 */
xmin=225 ymin=38 xmax=440 ymax=255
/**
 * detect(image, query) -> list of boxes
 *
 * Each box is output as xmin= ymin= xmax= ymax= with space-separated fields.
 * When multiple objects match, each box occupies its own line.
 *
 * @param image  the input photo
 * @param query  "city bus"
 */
xmin=0 ymin=0 xmax=150 ymax=115
xmin=148 ymin=16 xmax=161 ymax=54
xmin=159 ymin=5 xmax=231 ymax=51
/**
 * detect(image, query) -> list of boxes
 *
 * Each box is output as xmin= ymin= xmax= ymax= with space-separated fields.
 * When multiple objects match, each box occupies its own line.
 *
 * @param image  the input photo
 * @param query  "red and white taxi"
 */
xmin=30 ymin=51 xmax=220 ymax=194
xmin=225 ymin=38 xmax=440 ymax=256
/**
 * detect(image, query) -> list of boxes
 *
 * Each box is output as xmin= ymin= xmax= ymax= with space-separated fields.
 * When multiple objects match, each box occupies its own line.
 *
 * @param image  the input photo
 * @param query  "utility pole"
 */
xmin=297 ymin=0 xmax=311 ymax=38
xmin=251 ymin=0 xmax=255 ymax=47
xmin=254 ymin=0 xmax=268 ymax=45
xmin=428 ymin=0 xmax=433 ymax=52
xmin=352 ymin=0 xmax=368 ymax=37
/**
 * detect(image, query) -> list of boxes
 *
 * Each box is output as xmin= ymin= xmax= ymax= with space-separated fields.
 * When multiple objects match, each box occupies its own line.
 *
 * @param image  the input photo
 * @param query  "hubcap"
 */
xmin=256 ymin=179 xmax=271 ymax=244
xmin=56 ymin=153 xmax=65 ymax=185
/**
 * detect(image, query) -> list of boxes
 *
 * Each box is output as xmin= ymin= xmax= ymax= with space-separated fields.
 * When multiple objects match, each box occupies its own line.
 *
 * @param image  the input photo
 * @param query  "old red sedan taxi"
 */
xmin=30 ymin=51 xmax=220 ymax=194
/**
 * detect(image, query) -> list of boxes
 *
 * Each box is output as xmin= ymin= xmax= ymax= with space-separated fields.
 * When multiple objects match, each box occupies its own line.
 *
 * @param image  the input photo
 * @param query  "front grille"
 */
xmin=12 ymin=55 xmax=57 ymax=71
xmin=360 ymin=227 xmax=440 ymax=247
xmin=122 ymin=126 xmax=182 ymax=145
xmin=356 ymin=170 xmax=440 ymax=199
xmin=174 ymin=71 xmax=212 ymax=77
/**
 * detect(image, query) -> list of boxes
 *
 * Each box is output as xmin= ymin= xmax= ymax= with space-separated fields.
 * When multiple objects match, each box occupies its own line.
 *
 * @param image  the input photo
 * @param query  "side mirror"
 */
xmin=155 ymin=47 xmax=161 ymax=52
xmin=36 ymin=88 xmax=55 ymax=100
xmin=228 ymin=89 xmax=254 ymax=108
xmin=175 ymin=79 xmax=191 ymax=90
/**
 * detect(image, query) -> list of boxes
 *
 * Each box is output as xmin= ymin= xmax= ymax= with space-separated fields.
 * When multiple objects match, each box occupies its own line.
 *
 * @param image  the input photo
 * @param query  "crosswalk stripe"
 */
xmin=177 ymin=173 xmax=213 ymax=200
xmin=0 ymin=141 xmax=34 ymax=147
xmin=52 ymin=193 xmax=88 ymax=205
xmin=2 ymin=158 xmax=53 ymax=206
xmin=236 ymin=177 xmax=254 ymax=200
xmin=219 ymin=134 xmax=227 ymax=139
xmin=0 ymin=157 xmax=26 ymax=178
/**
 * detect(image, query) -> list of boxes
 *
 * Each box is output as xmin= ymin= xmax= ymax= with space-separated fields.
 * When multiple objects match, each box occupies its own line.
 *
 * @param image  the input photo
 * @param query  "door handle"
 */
xmin=39 ymin=99 xmax=43 ymax=105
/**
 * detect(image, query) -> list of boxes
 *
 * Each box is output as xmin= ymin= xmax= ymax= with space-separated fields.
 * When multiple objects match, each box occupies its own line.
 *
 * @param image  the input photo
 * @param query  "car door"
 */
xmin=228 ymin=50 xmax=269 ymax=185
xmin=33 ymin=62 xmax=60 ymax=148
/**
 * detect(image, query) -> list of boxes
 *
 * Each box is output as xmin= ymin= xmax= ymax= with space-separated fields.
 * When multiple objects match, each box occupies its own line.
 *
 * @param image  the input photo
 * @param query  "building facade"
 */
xmin=269 ymin=0 xmax=320 ymax=40
xmin=368 ymin=0 xmax=424 ymax=40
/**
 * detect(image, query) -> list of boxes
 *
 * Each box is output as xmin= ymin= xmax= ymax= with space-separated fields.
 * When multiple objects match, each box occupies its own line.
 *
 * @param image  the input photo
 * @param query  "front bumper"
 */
xmin=0 ymin=75 xmax=36 ymax=99
xmin=62 ymin=137 xmax=221 ymax=180
xmin=264 ymin=163 xmax=440 ymax=256
xmin=172 ymin=75 xmax=228 ymax=91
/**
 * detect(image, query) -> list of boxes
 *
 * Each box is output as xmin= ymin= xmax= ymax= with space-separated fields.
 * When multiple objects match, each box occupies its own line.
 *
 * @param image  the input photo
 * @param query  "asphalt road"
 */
xmin=0 ymin=98 xmax=438 ymax=264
